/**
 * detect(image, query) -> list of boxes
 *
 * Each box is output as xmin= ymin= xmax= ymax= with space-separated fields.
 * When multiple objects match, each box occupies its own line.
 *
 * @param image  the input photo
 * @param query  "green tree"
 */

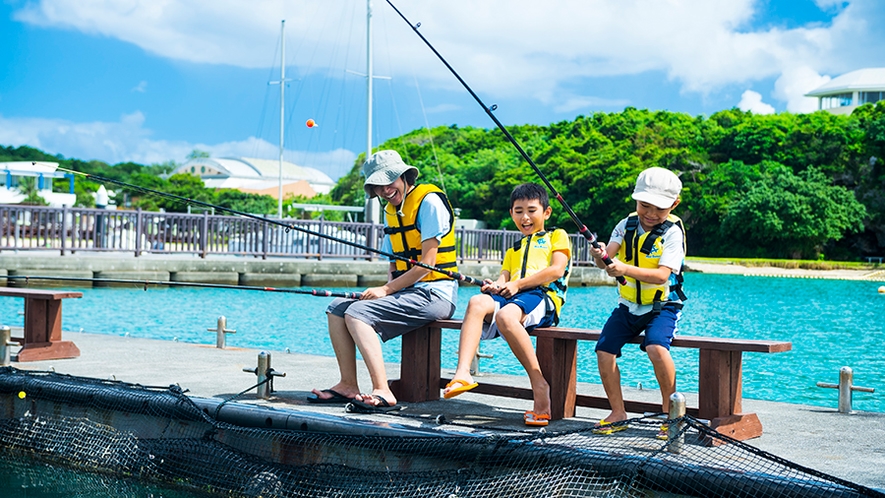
xmin=720 ymin=165 xmax=866 ymax=258
xmin=17 ymin=177 xmax=48 ymax=206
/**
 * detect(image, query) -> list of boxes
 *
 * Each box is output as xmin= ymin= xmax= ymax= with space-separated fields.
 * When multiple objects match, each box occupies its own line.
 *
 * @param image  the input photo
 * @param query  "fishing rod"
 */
xmin=58 ymin=167 xmax=484 ymax=286
xmin=384 ymin=1 xmax=626 ymax=285
xmin=6 ymin=275 xmax=363 ymax=298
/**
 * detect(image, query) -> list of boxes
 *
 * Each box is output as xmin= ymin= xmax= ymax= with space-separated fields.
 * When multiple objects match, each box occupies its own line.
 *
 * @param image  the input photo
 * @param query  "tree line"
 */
xmin=333 ymin=104 xmax=885 ymax=260
xmin=3 ymin=102 xmax=884 ymax=260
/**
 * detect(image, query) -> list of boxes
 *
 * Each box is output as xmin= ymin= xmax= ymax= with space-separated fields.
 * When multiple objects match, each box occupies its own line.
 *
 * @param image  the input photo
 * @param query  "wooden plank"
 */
xmin=699 ymin=349 xmax=744 ymax=419
xmin=536 ymin=336 xmax=577 ymax=420
xmin=432 ymin=320 xmax=791 ymax=353
xmin=0 ymin=288 xmax=83 ymax=300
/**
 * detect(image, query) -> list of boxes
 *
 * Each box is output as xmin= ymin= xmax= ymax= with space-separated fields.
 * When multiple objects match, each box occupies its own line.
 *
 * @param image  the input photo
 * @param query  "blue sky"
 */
xmin=1 ymin=0 xmax=883 ymax=181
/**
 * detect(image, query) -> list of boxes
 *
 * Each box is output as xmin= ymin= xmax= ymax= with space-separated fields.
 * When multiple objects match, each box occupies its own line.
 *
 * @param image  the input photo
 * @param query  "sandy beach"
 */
xmin=684 ymin=260 xmax=885 ymax=282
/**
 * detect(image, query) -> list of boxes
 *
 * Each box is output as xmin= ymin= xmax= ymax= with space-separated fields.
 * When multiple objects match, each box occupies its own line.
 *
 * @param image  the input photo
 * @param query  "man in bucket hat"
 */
xmin=309 ymin=150 xmax=459 ymax=412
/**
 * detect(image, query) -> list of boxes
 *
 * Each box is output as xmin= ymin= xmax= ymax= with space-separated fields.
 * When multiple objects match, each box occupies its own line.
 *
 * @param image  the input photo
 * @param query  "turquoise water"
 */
xmin=2 ymin=273 xmax=882 ymax=412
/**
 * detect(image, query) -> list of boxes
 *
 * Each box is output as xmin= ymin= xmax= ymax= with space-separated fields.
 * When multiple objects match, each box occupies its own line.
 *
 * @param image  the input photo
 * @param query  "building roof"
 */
xmin=0 ymin=161 xmax=68 ymax=178
xmin=175 ymin=157 xmax=336 ymax=197
xmin=805 ymin=68 xmax=885 ymax=97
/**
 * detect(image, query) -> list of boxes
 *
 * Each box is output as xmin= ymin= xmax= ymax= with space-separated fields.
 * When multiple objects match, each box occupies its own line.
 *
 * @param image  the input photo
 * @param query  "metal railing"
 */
xmin=0 ymin=204 xmax=596 ymax=264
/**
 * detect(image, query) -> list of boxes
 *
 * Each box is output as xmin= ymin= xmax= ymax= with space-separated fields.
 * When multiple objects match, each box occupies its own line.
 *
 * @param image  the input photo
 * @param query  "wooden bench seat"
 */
xmin=389 ymin=319 xmax=791 ymax=441
xmin=0 ymin=287 xmax=83 ymax=362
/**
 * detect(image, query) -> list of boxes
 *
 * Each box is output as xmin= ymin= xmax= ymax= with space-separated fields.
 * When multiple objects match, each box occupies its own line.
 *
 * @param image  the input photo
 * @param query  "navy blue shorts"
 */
xmin=482 ymin=288 xmax=555 ymax=339
xmin=595 ymin=304 xmax=680 ymax=357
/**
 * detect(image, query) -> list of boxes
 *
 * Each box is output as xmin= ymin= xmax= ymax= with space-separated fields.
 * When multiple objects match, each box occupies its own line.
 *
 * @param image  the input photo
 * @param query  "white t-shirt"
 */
xmin=608 ymin=217 xmax=685 ymax=315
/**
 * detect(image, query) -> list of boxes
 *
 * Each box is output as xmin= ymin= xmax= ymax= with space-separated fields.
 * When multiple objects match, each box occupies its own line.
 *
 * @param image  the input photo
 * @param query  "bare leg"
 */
xmin=596 ymin=350 xmax=627 ymax=423
xmin=312 ymin=314 xmax=360 ymax=399
xmin=310 ymin=313 xmax=361 ymax=400
xmin=495 ymin=305 xmax=550 ymax=416
xmin=444 ymin=294 xmax=496 ymax=396
xmin=646 ymin=345 xmax=676 ymax=413
xmin=345 ymin=314 xmax=397 ymax=407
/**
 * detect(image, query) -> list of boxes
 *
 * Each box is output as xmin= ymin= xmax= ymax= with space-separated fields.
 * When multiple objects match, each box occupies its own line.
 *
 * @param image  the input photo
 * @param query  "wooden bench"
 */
xmin=0 ymin=287 xmax=84 ymax=362
xmin=389 ymin=319 xmax=792 ymax=441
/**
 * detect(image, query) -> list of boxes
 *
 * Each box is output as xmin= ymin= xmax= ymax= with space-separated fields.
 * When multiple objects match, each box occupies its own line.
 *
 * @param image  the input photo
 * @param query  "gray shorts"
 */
xmin=326 ymin=287 xmax=456 ymax=342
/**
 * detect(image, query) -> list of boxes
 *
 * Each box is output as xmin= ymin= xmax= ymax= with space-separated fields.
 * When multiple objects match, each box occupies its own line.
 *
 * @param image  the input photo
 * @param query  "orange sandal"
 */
xmin=524 ymin=411 xmax=550 ymax=427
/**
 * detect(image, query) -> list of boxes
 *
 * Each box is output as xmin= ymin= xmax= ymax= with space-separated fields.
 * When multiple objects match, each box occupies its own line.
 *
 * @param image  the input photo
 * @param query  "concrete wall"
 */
xmin=0 ymin=252 xmax=615 ymax=288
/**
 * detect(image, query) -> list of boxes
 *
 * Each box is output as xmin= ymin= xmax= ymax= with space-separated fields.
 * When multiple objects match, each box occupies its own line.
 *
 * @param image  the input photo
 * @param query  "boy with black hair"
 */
xmin=589 ymin=167 xmax=687 ymax=439
xmin=443 ymin=183 xmax=571 ymax=427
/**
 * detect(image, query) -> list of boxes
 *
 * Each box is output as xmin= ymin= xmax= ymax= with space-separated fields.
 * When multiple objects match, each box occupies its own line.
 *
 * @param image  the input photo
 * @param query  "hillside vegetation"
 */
xmin=4 ymin=103 xmax=885 ymax=260
xmin=333 ymin=104 xmax=885 ymax=260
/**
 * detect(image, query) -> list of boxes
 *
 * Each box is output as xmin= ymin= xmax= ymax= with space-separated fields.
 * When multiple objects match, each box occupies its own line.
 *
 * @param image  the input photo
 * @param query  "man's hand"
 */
xmin=496 ymin=281 xmax=521 ymax=299
xmin=360 ymin=286 xmax=389 ymax=300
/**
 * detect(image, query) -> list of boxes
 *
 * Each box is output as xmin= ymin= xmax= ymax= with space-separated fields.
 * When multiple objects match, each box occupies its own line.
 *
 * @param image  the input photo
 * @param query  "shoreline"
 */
xmin=684 ymin=259 xmax=885 ymax=281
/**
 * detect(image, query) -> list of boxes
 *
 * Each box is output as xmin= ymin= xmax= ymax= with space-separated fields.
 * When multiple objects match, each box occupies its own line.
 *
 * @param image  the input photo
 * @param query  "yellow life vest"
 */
xmin=384 ymin=184 xmax=458 ymax=282
xmin=617 ymin=213 xmax=686 ymax=305
xmin=506 ymin=228 xmax=571 ymax=322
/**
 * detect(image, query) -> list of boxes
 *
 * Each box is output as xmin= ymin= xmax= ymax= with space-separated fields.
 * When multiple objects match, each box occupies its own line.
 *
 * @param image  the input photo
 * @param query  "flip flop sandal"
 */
xmin=306 ymin=389 xmax=352 ymax=404
xmin=346 ymin=394 xmax=403 ymax=413
xmin=443 ymin=379 xmax=479 ymax=399
xmin=656 ymin=424 xmax=669 ymax=440
xmin=524 ymin=411 xmax=550 ymax=427
xmin=591 ymin=419 xmax=628 ymax=435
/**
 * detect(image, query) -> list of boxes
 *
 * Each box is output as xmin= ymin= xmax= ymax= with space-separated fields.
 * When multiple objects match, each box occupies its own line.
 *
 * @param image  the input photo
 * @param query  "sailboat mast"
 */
xmin=364 ymin=0 xmax=381 ymax=224
xmin=278 ymin=20 xmax=285 ymax=219
xmin=367 ymin=1 xmax=373 ymax=160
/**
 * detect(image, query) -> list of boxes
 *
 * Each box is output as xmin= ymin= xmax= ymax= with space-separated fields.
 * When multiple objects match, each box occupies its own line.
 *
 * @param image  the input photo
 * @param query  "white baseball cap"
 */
xmin=631 ymin=167 xmax=682 ymax=209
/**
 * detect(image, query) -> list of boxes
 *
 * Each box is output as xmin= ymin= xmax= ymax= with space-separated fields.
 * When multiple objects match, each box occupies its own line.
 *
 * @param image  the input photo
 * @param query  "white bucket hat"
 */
xmin=631 ymin=167 xmax=682 ymax=209
xmin=362 ymin=150 xmax=419 ymax=198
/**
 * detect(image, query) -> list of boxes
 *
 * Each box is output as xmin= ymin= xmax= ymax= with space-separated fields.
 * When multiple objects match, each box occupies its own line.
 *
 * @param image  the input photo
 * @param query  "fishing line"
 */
xmin=58 ymin=167 xmax=485 ymax=286
xmin=384 ymin=0 xmax=626 ymax=285
xmin=6 ymin=275 xmax=362 ymax=298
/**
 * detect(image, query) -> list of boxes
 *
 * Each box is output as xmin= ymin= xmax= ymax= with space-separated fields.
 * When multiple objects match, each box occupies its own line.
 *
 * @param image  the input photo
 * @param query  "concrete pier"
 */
xmin=0 ymin=251 xmax=617 ymax=288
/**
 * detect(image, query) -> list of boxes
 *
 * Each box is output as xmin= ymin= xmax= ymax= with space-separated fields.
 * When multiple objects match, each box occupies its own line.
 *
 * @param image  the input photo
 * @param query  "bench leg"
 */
xmin=536 ymin=336 xmax=577 ymax=420
xmin=18 ymin=298 xmax=80 ymax=362
xmin=698 ymin=349 xmax=762 ymax=440
xmin=389 ymin=324 xmax=441 ymax=403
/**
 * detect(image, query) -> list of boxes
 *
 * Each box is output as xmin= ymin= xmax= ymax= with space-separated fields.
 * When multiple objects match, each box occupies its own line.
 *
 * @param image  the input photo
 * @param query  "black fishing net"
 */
xmin=0 ymin=366 xmax=881 ymax=498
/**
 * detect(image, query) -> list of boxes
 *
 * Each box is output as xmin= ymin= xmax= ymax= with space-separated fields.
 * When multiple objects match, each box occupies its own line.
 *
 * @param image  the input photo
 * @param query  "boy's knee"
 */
xmin=645 ymin=344 xmax=671 ymax=362
xmin=495 ymin=305 xmax=523 ymax=329
xmin=467 ymin=293 xmax=495 ymax=312
xmin=596 ymin=350 xmax=616 ymax=367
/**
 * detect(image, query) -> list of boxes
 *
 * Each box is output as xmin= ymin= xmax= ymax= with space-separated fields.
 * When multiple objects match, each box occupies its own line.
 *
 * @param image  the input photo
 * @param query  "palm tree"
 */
xmin=17 ymin=177 xmax=48 ymax=206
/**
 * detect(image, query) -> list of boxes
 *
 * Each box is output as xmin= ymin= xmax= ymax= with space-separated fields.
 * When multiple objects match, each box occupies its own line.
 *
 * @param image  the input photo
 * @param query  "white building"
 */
xmin=805 ymin=68 xmax=885 ymax=115
xmin=0 ymin=161 xmax=77 ymax=207
xmin=175 ymin=157 xmax=336 ymax=199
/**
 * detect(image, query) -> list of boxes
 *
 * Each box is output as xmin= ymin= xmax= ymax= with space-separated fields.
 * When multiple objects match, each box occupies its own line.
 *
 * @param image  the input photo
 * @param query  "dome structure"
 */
xmin=175 ymin=157 xmax=336 ymax=198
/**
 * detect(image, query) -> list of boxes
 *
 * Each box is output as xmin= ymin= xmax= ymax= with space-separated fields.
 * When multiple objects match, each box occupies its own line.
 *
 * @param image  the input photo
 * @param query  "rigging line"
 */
xmin=412 ymin=74 xmax=445 ymax=193
xmin=255 ymin=29 xmax=283 ymax=159
xmin=57 ymin=167 xmax=484 ymax=286
xmin=384 ymin=0 xmax=625 ymax=285
xmin=7 ymin=275 xmax=362 ymax=299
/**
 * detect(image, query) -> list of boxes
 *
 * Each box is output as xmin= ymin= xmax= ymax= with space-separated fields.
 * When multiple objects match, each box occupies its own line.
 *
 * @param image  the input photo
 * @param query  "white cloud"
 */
xmin=737 ymin=90 xmax=775 ymax=114
xmin=773 ymin=67 xmax=830 ymax=113
xmin=11 ymin=1 xmax=885 ymax=117
xmin=131 ymin=81 xmax=148 ymax=93
xmin=0 ymin=113 xmax=356 ymax=179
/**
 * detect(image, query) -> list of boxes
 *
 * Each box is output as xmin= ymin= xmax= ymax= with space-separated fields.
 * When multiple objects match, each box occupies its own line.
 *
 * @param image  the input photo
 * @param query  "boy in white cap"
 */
xmin=589 ymin=167 xmax=687 ymax=439
xmin=309 ymin=150 xmax=458 ymax=412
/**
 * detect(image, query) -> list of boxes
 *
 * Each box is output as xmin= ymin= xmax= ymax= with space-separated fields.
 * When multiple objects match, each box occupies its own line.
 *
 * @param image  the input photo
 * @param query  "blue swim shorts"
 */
xmin=482 ymin=287 xmax=555 ymax=340
xmin=594 ymin=304 xmax=681 ymax=357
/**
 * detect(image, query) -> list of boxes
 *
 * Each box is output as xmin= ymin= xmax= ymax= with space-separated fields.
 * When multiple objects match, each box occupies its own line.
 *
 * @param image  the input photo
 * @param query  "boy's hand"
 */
xmin=480 ymin=279 xmax=499 ymax=294
xmin=496 ymin=281 xmax=520 ymax=298
xmin=601 ymin=259 xmax=628 ymax=278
